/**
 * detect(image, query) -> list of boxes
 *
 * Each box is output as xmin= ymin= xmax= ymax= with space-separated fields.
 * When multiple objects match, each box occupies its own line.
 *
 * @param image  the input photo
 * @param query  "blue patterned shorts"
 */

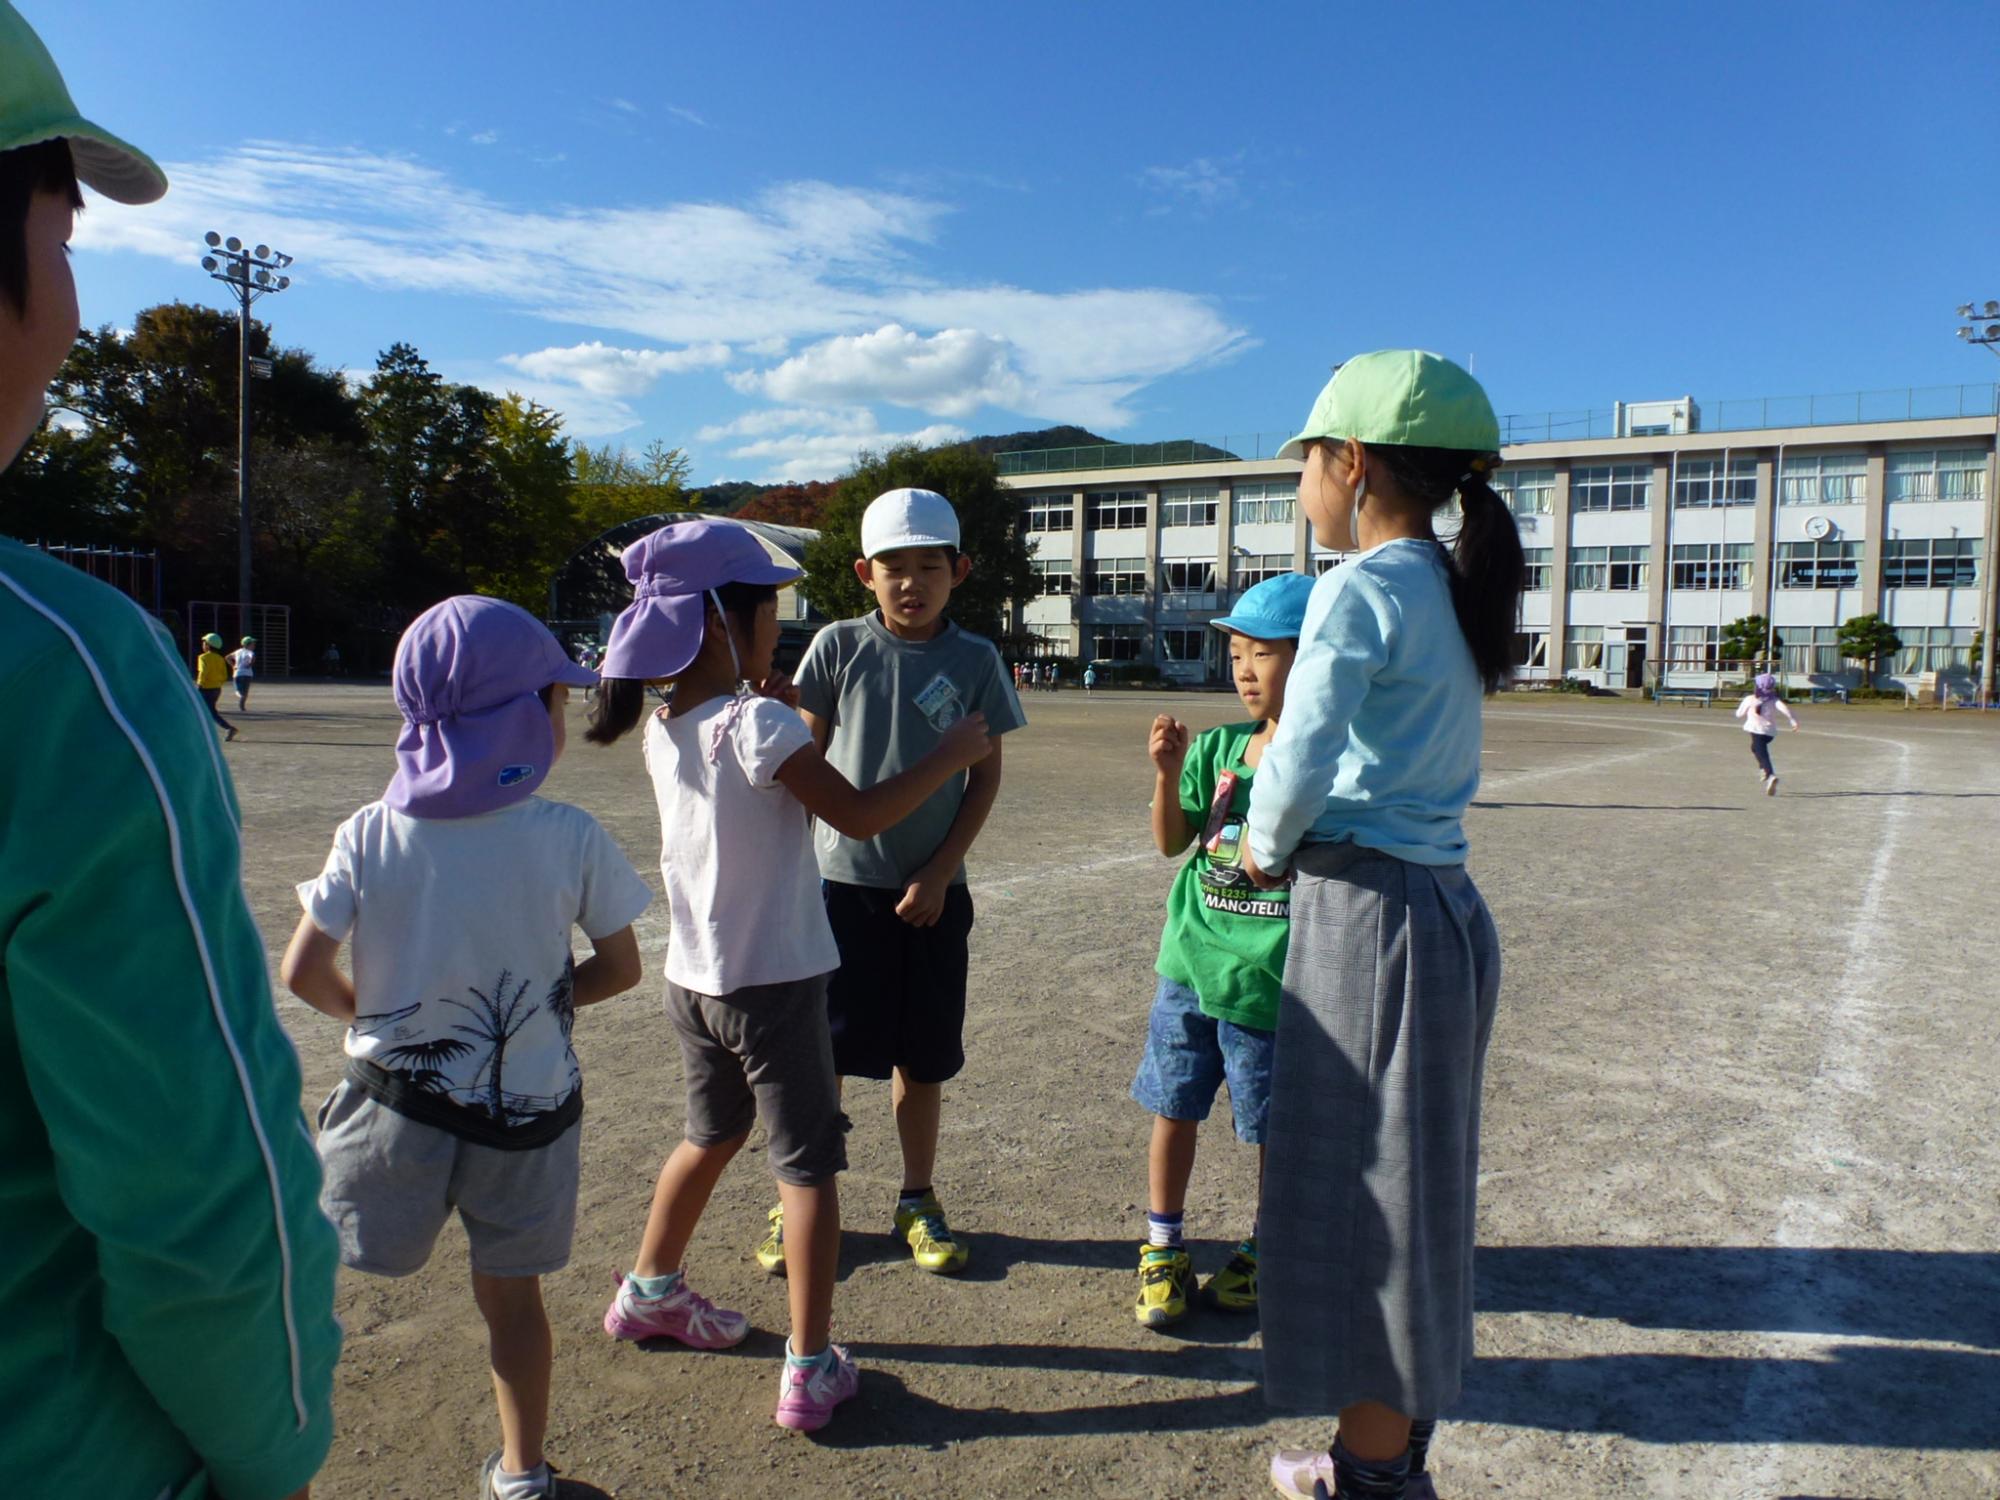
xmin=1130 ymin=975 xmax=1275 ymax=1144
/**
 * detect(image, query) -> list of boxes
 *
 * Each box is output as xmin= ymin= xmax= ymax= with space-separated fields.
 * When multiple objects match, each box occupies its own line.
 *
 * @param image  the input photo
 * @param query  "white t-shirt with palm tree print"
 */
xmin=299 ymin=796 xmax=652 ymax=1141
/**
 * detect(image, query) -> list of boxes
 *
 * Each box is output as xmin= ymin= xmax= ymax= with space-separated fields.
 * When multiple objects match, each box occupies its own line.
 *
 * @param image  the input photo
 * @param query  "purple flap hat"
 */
xmin=599 ymin=518 xmax=802 ymax=681
xmin=1754 ymin=671 xmax=1778 ymax=698
xmin=385 ymin=596 xmax=596 ymax=819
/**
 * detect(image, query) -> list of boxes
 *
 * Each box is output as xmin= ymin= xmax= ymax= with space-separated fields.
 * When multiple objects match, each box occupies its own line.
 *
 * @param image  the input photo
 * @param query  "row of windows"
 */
xmin=1023 ymin=449 xmax=1989 ymax=531
xmin=1665 ymin=624 xmax=1977 ymax=675
xmin=1510 ymin=540 xmax=1983 ymax=592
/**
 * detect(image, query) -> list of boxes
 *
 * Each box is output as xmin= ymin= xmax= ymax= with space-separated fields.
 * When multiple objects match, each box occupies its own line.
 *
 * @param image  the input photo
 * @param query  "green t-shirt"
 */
xmin=1154 ymin=721 xmax=1290 ymax=1031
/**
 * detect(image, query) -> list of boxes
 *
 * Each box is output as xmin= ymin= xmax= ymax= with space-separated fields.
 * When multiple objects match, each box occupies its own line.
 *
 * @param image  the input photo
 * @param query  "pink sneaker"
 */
xmin=1268 ymin=1447 xmax=1438 ymax=1499
xmin=773 ymin=1343 xmax=859 ymax=1432
xmin=602 ymin=1273 xmax=749 ymax=1350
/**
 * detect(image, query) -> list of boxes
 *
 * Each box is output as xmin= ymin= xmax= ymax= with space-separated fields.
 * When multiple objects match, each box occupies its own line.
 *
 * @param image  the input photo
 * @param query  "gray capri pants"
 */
xmin=665 ymin=971 xmax=848 ymax=1185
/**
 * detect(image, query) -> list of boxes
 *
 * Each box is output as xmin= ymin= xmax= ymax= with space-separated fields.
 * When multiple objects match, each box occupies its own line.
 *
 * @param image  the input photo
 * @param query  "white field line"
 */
xmin=1735 ymin=729 xmax=1914 ymax=1490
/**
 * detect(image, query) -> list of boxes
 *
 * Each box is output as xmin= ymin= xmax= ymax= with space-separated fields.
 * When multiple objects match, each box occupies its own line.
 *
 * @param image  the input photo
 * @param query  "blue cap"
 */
xmin=1209 ymin=572 xmax=1314 ymax=640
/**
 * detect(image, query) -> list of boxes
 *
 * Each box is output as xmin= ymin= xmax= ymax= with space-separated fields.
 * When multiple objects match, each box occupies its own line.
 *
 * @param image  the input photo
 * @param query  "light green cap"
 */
xmin=1277 ymin=349 xmax=1498 ymax=461
xmin=0 ymin=2 xmax=166 ymax=203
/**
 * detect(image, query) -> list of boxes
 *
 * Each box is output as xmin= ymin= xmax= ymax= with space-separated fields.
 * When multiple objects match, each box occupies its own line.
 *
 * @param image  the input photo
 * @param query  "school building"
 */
xmin=997 ymin=384 xmax=2000 ymax=694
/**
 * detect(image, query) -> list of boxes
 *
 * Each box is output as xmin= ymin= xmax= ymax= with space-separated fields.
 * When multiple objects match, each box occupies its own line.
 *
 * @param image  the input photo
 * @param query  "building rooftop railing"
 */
xmin=994 ymin=382 xmax=2000 ymax=477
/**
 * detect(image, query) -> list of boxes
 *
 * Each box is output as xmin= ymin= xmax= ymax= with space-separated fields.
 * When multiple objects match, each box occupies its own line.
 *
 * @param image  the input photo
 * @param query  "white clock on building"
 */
xmin=1803 ymin=514 xmax=1835 ymax=541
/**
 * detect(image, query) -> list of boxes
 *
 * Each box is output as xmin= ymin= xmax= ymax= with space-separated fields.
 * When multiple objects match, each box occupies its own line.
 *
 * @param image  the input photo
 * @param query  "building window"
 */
xmin=1776 ymin=539 xmax=1861 ymax=589
xmin=1494 ymin=467 xmax=1555 ymax=517
xmin=1232 ymin=482 xmax=1296 ymax=526
xmin=1029 ymin=625 xmax=1075 ymax=658
xmin=1570 ymin=463 xmax=1651 ymax=512
xmin=1023 ymin=496 xmax=1074 ymax=532
xmin=1158 ymin=558 xmax=1217 ymax=596
xmin=1669 ymin=624 xmax=1720 ymax=670
xmin=1778 ymin=452 xmax=1866 ymax=505
xmin=1085 ymin=489 xmax=1148 ymax=530
xmin=1670 ymin=542 xmax=1753 ymax=590
xmin=1314 ymin=553 xmax=1343 ymax=575
xmin=1884 ymin=537 xmax=1982 ymax=589
xmin=1511 ymin=630 xmax=1549 ymax=670
xmin=1886 ymin=449 xmax=1987 ymax=503
xmin=1778 ymin=625 xmax=1844 ymax=676
xmin=1673 ymin=456 xmax=1758 ymax=508
xmin=1569 ymin=545 xmax=1648 ymax=590
xmin=1894 ymin=626 xmax=1976 ymax=674
xmin=1089 ymin=624 xmax=1144 ymax=661
xmin=1030 ymin=557 xmax=1072 ymax=596
xmin=1159 ymin=626 xmax=1209 ymax=664
xmin=1159 ymin=484 xmax=1219 ymax=528
xmin=1523 ymin=547 xmax=1552 ymax=591
xmin=1233 ymin=552 xmax=1293 ymax=588
xmin=1564 ymin=625 xmax=1605 ymax=672
xmin=1085 ymin=560 xmax=1148 ymax=596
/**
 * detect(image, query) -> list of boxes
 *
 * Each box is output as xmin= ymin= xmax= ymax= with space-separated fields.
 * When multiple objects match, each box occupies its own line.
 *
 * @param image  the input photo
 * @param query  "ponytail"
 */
xmin=1369 ymin=445 xmax=1525 ymax=694
xmin=584 ymin=678 xmax=648 ymax=745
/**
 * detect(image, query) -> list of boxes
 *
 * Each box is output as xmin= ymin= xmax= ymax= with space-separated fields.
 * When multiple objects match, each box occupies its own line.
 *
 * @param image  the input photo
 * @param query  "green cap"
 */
xmin=203 ymin=633 xmax=223 ymax=648
xmin=1277 ymin=349 xmax=1498 ymax=461
xmin=0 ymin=3 xmax=166 ymax=203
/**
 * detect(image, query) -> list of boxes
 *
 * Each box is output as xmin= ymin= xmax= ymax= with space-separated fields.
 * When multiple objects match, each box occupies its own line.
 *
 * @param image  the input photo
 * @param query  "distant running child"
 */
xmin=282 ymin=595 xmax=652 ymax=1500
xmin=1129 ymin=571 xmax=1311 ymax=1329
xmin=778 ymin=488 xmax=1027 ymax=1279
xmin=1247 ymin=352 xmax=1523 ymax=1500
xmin=229 ymin=634 xmax=256 ymax=709
xmin=586 ymin=518 xmax=993 ymax=1432
xmin=194 ymin=631 xmax=236 ymax=740
xmin=1734 ymin=671 xmax=1799 ymax=795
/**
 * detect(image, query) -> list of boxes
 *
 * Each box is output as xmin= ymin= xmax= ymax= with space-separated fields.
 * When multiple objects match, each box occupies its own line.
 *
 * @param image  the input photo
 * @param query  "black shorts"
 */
xmin=823 ymin=880 xmax=974 ymax=1083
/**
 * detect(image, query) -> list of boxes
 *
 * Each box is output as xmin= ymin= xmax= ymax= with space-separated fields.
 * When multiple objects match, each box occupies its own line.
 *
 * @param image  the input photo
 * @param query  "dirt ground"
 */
xmin=224 ymin=681 xmax=2000 ymax=1499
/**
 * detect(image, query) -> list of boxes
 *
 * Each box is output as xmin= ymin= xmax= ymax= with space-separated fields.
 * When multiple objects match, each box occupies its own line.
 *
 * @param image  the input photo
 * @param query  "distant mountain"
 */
xmin=966 ymin=425 xmax=1114 ymax=455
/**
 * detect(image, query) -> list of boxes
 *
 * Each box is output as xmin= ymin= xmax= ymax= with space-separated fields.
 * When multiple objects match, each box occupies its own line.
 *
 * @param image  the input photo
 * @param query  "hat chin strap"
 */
xmin=704 ymin=588 xmax=754 ymax=766
xmin=1349 ymin=476 xmax=1366 ymax=551
xmin=708 ymin=588 xmax=745 ymax=685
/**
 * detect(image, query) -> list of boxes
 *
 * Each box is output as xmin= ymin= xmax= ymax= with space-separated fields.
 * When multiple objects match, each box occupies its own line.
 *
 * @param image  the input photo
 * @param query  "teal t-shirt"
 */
xmin=1154 ymin=722 xmax=1290 ymax=1031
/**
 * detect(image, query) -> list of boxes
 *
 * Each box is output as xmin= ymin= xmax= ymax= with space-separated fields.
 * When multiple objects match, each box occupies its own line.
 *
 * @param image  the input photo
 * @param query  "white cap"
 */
xmin=861 ymin=487 xmax=960 ymax=559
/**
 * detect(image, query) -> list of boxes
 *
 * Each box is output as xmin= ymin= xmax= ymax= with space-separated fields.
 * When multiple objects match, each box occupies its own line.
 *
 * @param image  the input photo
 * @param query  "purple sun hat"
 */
xmin=1754 ymin=671 xmax=1779 ymax=698
xmin=599 ymin=518 xmax=803 ymax=680
xmin=384 ymin=596 xmax=596 ymax=819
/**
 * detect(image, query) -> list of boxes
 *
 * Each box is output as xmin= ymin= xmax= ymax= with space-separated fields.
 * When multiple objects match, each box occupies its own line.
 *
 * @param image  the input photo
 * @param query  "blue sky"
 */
xmin=48 ymin=0 xmax=2000 ymax=483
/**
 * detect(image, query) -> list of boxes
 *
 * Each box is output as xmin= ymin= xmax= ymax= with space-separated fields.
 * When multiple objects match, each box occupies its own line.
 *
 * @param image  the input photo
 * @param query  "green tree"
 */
xmin=1719 ymin=615 xmax=1774 ymax=667
xmin=570 ymin=438 xmax=690 ymax=542
xmin=1837 ymin=613 xmax=1902 ymax=686
xmin=800 ymin=442 xmax=1033 ymax=641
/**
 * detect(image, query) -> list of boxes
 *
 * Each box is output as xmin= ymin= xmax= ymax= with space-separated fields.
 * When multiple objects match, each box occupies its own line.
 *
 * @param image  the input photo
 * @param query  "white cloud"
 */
xmin=608 ymin=98 xmax=640 ymax=115
xmin=703 ymin=407 xmax=967 ymax=484
xmin=501 ymin=339 xmax=730 ymax=397
xmin=75 ymin=141 xmax=1249 ymax=434
xmin=469 ymin=130 xmax=499 ymax=147
xmin=665 ymin=105 xmax=711 ymax=129
xmin=1139 ymin=155 xmax=1242 ymax=210
xmin=730 ymin=324 xmax=1026 ymax=418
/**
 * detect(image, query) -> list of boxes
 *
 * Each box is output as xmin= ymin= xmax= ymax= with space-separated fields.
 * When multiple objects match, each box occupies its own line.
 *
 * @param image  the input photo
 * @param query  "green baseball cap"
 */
xmin=0 ymin=2 xmax=166 ymax=203
xmin=1277 ymin=349 xmax=1498 ymax=461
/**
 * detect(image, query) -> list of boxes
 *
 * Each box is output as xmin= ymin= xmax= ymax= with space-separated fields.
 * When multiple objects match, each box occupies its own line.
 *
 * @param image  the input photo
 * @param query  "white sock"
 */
xmin=490 ymin=1461 xmax=550 ymax=1500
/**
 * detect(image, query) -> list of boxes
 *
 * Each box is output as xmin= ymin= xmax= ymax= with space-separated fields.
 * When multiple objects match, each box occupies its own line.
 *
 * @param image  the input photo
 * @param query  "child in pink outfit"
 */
xmin=1734 ymin=672 xmax=1800 ymax=794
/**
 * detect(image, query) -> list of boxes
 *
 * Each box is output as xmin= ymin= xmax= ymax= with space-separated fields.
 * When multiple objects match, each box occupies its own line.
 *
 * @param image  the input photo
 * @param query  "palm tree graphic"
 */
xmin=548 ymin=958 xmax=576 ymax=1044
xmin=378 ymin=1035 xmax=475 ymax=1095
xmin=440 ymin=970 xmax=539 ymax=1121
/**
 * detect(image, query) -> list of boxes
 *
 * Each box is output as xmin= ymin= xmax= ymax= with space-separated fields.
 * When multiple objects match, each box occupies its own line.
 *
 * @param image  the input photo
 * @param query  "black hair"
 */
xmin=1369 ymin=444 xmax=1525 ymax=694
xmin=584 ymin=579 xmax=781 ymax=746
xmin=0 ymin=139 xmax=82 ymax=318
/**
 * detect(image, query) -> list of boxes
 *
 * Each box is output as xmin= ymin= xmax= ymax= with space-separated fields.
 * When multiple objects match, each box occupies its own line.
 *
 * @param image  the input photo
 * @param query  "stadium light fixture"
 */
xmin=1949 ymin=295 xmax=2000 ymax=707
xmin=195 ymin=231 xmax=298 ymax=627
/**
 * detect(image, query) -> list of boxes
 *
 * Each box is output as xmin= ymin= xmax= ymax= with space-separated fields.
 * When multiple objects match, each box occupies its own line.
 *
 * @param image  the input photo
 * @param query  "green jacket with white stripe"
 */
xmin=0 ymin=540 xmax=340 ymax=1499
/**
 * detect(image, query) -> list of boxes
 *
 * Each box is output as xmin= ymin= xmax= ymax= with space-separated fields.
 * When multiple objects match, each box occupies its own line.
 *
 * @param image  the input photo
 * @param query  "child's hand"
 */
xmin=1149 ymin=715 xmax=1190 ymax=774
xmin=936 ymin=711 xmax=993 ymax=770
xmin=756 ymin=673 xmax=801 ymax=709
xmin=1241 ymin=839 xmax=1287 ymax=890
xmin=895 ymin=862 xmax=953 ymax=927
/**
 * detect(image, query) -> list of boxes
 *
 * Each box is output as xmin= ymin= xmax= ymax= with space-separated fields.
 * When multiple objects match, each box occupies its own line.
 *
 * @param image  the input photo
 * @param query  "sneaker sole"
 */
xmin=773 ymin=1381 xmax=858 ymax=1432
xmin=1135 ymin=1303 xmax=1187 ymax=1328
xmin=1202 ymin=1289 xmax=1257 ymax=1314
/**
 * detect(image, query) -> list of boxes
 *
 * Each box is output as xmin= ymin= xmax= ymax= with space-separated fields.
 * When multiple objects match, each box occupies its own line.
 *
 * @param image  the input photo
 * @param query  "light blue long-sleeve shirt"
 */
xmin=1248 ymin=538 xmax=1483 ymax=871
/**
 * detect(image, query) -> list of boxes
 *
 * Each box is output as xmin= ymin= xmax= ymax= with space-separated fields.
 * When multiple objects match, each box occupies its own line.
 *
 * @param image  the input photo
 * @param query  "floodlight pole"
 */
xmin=1952 ymin=301 xmax=2000 ymax=703
xmin=200 ymin=233 xmax=293 ymax=625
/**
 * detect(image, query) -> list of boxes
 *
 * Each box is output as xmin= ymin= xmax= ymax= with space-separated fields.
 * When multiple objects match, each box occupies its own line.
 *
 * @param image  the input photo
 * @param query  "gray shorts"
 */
xmin=665 ymin=972 xmax=847 ymax=1186
xmin=316 ymin=1081 xmax=581 ymax=1278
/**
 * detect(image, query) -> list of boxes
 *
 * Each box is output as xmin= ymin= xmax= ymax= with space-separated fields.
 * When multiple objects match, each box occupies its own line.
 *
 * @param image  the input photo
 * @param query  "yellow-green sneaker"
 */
xmin=1134 ymin=1244 xmax=1193 ymax=1327
xmin=755 ymin=1204 xmax=786 ymax=1276
xmin=892 ymin=1192 xmax=969 ymax=1274
xmin=1201 ymin=1235 xmax=1257 ymax=1313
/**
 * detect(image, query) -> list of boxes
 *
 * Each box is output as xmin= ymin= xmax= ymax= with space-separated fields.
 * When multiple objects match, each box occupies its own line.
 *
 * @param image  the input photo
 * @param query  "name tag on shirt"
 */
xmin=912 ymin=672 xmax=965 ymax=730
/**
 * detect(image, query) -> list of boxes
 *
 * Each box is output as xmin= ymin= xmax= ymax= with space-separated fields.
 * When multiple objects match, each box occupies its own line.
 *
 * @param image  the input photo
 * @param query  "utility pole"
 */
xmin=200 ymin=232 xmax=292 ymax=627
xmin=1953 ymin=301 xmax=2000 ymax=703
